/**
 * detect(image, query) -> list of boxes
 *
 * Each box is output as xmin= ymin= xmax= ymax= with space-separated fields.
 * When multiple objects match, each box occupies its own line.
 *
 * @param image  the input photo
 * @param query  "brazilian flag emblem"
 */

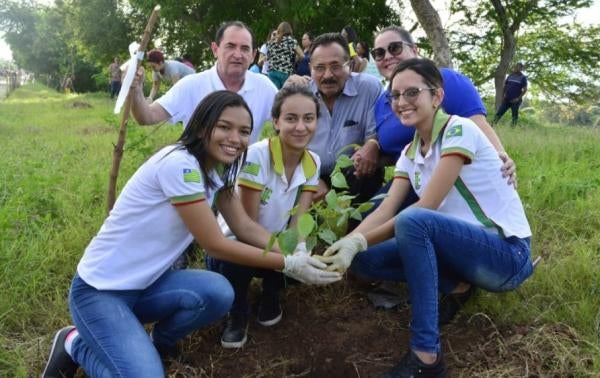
xmin=445 ymin=124 xmax=463 ymax=138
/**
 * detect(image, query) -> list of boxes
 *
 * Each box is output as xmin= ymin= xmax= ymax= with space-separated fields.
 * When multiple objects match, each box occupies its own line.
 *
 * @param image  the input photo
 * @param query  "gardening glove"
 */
xmin=283 ymin=252 xmax=342 ymax=285
xmin=316 ymin=233 xmax=368 ymax=273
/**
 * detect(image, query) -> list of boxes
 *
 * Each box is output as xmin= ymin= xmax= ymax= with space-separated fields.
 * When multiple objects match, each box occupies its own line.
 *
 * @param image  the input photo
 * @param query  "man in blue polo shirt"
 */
xmin=493 ymin=62 xmax=528 ymax=127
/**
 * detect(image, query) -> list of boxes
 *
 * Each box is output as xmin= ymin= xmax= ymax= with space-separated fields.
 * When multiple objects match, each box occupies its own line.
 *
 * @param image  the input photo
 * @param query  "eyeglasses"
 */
xmin=371 ymin=41 xmax=413 ymax=62
xmin=311 ymin=61 xmax=349 ymax=75
xmin=386 ymin=87 xmax=436 ymax=103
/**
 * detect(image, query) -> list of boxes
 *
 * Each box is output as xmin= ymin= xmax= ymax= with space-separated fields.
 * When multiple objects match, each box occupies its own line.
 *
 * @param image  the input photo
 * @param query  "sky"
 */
xmin=1 ymin=0 xmax=599 ymax=63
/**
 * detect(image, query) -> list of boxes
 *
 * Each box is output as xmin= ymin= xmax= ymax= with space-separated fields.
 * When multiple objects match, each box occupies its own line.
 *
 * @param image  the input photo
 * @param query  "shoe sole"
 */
xmin=41 ymin=326 xmax=75 ymax=378
xmin=220 ymin=333 xmax=247 ymax=349
xmin=257 ymin=311 xmax=282 ymax=327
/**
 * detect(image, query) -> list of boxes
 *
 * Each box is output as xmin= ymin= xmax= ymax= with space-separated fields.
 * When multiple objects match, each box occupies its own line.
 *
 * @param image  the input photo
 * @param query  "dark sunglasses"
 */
xmin=371 ymin=41 xmax=412 ymax=61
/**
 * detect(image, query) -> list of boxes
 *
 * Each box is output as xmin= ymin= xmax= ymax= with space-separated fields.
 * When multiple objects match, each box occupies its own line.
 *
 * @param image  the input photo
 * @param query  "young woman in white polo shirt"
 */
xmin=207 ymin=84 xmax=321 ymax=348
xmin=318 ymin=59 xmax=533 ymax=377
xmin=42 ymin=91 xmax=340 ymax=378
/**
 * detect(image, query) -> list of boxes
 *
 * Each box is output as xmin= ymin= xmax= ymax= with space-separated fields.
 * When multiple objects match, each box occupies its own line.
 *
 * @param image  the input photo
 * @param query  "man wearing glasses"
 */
xmin=287 ymin=33 xmax=383 ymax=205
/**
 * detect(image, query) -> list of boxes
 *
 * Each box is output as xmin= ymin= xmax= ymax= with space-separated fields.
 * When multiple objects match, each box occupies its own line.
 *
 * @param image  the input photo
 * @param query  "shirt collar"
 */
xmin=268 ymin=136 xmax=317 ymax=178
xmin=405 ymin=111 xmax=451 ymax=160
xmin=210 ymin=63 xmax=253 ymax=93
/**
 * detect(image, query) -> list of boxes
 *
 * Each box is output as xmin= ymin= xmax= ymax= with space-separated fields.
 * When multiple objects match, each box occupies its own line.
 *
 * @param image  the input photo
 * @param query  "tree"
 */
xmin=450 ymin=0 xmax=598 ymax=107
xmin=409 ymin=0 xmax=452 ymax=68
xmin=128 ymin=0 xmax=401 ymax=69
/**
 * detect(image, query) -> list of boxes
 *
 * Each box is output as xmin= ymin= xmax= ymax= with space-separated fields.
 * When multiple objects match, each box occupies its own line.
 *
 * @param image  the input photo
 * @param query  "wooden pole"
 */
xmin=107 ymin=5 xmax=160 ymax=214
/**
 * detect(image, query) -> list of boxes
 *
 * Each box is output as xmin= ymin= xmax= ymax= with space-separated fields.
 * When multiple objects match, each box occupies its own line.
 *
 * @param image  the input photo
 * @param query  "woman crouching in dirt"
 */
xmin=207 ymin=84 xmax=322 ymax=349
xmin=317 ymin=58 xmax=533 ymax=378
xmin=42 ymin=91 xmax=340 ymax=378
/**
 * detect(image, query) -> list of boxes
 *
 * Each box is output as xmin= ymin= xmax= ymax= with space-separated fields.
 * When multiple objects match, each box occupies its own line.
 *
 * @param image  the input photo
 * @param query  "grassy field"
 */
xmin=0 ymin=84 xmax=599 ymax=376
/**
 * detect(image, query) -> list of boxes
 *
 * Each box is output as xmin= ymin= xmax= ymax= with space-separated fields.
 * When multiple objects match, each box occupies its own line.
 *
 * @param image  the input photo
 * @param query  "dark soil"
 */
xmin=165 ymin=277 xmax=520 ymax=378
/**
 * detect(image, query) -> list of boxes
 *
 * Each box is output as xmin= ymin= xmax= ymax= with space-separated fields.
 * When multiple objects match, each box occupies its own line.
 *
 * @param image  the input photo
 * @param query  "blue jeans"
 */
xmin=267 ymin=70 xmax=289 ymax=89
xmin=69 ymin=270 xmax=233 ymax=377
xmin=205 ymin=256 xmax=286 ymax=315
xmin=109 ymin=80 xmax=121 ymax=99
xmin=350 ymin=207 xmax=532 ymax=354
xmin=494 ymin=99 xmax=522 ymax=126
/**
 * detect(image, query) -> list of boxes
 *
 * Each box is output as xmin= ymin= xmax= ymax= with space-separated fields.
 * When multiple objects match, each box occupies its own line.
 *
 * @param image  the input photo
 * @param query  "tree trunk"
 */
xmin=490 ymin=0 xmax=536 ymax=110
xmin=409 ymin=0 xmax=452 ymax=68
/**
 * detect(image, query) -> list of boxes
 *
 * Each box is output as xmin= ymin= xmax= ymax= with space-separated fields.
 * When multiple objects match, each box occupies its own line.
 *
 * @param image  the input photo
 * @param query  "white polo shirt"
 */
xmin=157 ymin=64 xmax=278 ymax=143
xmin=394 ymin=112 xmax=531 ymax=238
xmin=78 ymin=145 xmax=224 ymax=290
xmin=221 ymin=137 xmax=320 ymax=237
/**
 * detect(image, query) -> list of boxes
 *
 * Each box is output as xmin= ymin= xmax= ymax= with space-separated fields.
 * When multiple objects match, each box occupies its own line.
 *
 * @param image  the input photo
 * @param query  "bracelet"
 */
xmin=365 ymin=138 xmax=380 ymax=150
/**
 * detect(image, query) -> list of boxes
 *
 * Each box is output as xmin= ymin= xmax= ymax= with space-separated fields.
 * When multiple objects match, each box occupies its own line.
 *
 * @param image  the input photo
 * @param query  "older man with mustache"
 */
xmin=287 ymin=33 xmax=383 ymax=205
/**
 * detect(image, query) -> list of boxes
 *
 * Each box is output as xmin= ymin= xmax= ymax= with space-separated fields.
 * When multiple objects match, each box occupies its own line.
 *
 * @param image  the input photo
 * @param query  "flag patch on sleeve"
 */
xmin=241 ymin=162 xmax=260 ymax=176
xmin=445 ymin=124 xmax=463 ymax=138
xmin=183 ymin=168 xmax=201 ymax=183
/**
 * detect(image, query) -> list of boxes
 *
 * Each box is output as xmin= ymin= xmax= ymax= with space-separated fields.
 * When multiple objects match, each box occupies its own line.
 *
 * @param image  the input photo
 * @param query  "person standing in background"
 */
xmin=493 ymin=62 xmax=528 ymax=127
xmin=267 ymin=22 xmax=304 ymax=89
xmin=294 ymin=32 xmax=313 ymax=77
xmin=108 ymin=57 xmax=122 ymax=99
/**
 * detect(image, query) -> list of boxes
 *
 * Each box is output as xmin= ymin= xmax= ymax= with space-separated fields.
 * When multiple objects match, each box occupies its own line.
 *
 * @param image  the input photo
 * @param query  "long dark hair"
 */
xmin=177 ymin=90 xmax=253 ymax=193
xmin=389 ymin=58 xmax=443 ymax=91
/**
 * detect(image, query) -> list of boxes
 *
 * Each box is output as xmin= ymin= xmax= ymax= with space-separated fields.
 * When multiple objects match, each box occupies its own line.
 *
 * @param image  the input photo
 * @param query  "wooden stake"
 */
xmin=107 ymin=5 xmax=160 ymax=214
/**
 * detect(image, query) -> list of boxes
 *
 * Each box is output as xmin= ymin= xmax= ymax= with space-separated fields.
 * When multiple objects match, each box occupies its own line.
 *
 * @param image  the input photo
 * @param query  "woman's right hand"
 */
xmin=283 ymin=253 xmax=342 ymax=285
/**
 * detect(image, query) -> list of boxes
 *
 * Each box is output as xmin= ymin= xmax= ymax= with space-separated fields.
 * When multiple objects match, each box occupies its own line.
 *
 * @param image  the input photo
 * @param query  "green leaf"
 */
xmin=336 ymin=213 xmax=349 ymax=229
xmin=371 ymin=193 xmax=389 ymax=201
xmin=318 ymin=228 xmax=337 ymax=245
xmin=277 ymin=229 xmax=299 ymax=256
xmin=336 ymin=154 xmax=354 ymax=169
xmin=297 ymin=213 xmax=316 ymax=238
xmin=331 ymin=171 xmax=348 ymax=189
xmin=306 ymin=235 xmax=318 ymax=252
xmin=264 ymin=233 xmax=278 ymax=256
xmin=356 ymin=202 xmax=374 ymax=213
xmin=350 ymin=209 xmax=363 ymax=221
xmin=325 ymin=189 xmax=339 ymax=210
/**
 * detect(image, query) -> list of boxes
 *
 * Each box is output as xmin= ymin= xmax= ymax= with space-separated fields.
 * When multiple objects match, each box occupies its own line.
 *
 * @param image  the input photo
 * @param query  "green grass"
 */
xmin=1 ymin=84 xmax=599 ymax=375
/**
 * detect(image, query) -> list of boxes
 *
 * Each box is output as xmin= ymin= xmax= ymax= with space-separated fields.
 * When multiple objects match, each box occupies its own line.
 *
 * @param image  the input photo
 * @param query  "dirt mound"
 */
xmin=163 ymin=279 xmax=542 ymax=377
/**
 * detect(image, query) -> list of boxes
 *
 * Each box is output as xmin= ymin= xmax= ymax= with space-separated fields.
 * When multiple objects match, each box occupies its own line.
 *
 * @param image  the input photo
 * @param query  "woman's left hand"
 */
xmin=499 ymin=151 xmax=517 ymax=188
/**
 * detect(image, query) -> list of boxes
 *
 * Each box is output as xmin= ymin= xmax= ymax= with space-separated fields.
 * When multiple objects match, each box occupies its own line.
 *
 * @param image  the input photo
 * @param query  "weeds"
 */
xmin=0 ymin=84 xmax=599 ymax=375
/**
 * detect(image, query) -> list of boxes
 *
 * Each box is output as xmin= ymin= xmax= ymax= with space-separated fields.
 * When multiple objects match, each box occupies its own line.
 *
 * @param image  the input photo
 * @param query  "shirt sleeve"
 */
xmin=237 ymin=146 xmax=267 ymax=191
xmin=440 ymin=118 xmax=478 ymax=164
xmin=393 ymin=146 xmax=411 ymax=181
xmin=301 ymin=153 xmax=321 ymax=192
xmin=156 ymin=151 xmax=206 ymax=206
xmin=440 ymin=68 xmax=487 ymax=118
xmin=364 ymin=79 xmax=383 ymax=141
xmin=155 ymin=78 xmax=189 ymax=124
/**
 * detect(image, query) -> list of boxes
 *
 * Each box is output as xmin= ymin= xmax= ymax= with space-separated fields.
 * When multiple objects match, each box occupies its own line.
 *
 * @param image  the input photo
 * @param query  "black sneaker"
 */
xmin=257 ymin=294 xmax=282 ymax=326
xmin=438 ymin=286 xmax=475 ymax=326
xmin=220 ymin=312 xmax=248 ymax=348
xmin=42 ymin=326 xmax=78 ymax=378
xmin=382 ymin=350 xmax=446 ymax=378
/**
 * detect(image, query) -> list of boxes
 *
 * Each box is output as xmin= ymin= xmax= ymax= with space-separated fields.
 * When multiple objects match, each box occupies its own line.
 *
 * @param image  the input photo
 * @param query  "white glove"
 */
xmin=283 ymin=252 xmax=342 ymax=285
xmin=316 ymin=233 xmax=367 ymax=273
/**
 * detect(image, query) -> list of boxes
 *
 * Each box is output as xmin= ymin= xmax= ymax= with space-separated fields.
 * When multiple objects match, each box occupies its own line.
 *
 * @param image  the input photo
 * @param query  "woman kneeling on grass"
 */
xmin=42 ymin=91 xmax=341 ymax=378
xmin=208 ymin=84 xmax=321 ymax=348
xmin=318 ymin=58 xmax=533 ymax=378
